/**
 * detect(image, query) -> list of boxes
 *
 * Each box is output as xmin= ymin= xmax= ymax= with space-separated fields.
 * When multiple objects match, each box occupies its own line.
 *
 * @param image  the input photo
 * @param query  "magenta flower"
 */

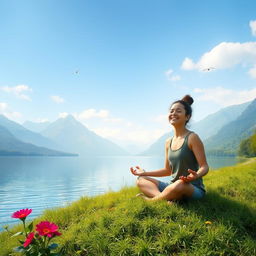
xmin=52 ymin=231 xmax=62 ymax=237
xmin=11 ymin=209 xmax=32 ymax=220
xmin=24 ymin=232 xmax=34 ymax=248
xmin=10 ymin=209 xmax=62 ymax=255
xmin=36 ymin=221 xmax=60 ymax=238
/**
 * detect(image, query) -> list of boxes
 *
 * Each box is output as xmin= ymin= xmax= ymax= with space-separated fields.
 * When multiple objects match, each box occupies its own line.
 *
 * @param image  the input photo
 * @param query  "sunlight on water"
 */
xmin=0 ymin=155 xmax=243 ymax=229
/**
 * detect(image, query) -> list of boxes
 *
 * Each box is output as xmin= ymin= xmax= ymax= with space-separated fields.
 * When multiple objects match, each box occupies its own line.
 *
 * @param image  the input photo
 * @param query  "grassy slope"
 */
xmin=1 ymin=159 xmax=256 ymax=256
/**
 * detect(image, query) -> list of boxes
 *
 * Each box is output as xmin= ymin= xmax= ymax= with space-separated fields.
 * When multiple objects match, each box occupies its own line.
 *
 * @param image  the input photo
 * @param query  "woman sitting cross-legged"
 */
xmin=130 ymin=95 xmax=209 ymax=202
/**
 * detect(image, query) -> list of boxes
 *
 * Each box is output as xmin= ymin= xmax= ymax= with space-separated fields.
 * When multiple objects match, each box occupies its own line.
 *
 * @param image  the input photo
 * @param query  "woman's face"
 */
xmin=169 ymin=103 xmax=189 ymax=126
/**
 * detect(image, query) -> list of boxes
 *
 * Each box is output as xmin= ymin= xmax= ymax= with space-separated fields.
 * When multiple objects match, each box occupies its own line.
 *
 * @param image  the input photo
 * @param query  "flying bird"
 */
xmin=202 ymin=67 xmax=215 ymax=72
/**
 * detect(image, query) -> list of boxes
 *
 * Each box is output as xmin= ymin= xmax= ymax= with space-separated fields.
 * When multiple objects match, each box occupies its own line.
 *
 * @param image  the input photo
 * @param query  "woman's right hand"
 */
xmin=130 ymin=166 xmax=145 ymax=176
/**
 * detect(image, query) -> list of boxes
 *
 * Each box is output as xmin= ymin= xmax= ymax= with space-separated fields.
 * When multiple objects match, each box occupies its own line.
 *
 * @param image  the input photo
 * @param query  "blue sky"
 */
xmin=1 ymin=0 xmax=256 ymax=151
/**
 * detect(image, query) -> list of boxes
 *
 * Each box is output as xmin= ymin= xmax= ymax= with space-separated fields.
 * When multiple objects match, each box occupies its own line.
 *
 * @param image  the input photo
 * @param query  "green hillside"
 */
xmin=192 ymin=101 xmax=250 ymax=140
xmin=205 ymin=99 xmax=256 ymax=155
xmin=238 ymin=132 xmax=256 ymax=157
xmin=1 ymin=159 xmax=255 ymax=255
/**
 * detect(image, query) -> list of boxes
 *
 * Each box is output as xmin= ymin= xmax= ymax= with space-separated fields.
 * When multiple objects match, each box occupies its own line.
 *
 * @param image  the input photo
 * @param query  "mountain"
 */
xmin=0 ymin=125 xmax=77 ymax=156
xmin=0 ymin=115 xmax=60 ymax=150
xmin=41 ymin=115 xmax=128 ymax=156
xmin=191 ymin=101 xmax=250 ymax=140
xmin=204 ymin=99 xmax=256 ymax=155
xmin=142 ymin=100 xmax=252 ymax=156
xmin=23 ymin=120 xmax=51 ymax=133
xmin=140 ymin=132 xmax=172 ymax=156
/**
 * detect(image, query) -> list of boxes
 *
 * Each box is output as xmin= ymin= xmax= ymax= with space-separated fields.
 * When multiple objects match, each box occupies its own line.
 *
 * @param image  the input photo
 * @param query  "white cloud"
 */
xmin=76 ymin=109 xmax=109 ymax=120
xmin=126 ymin=122 xmax=133 ymax=127
xmin=104 ymin=117 xmax=123 ymax=123
xmin=193 ymin=88 xmax=204 ymax=93
xmin=250 ymin=20 xmax=256 ymax=36
xmin=170 ymin=75 xmax=181 ymax=81
xmin=35 ymin=118 xmax=49 ymax=123
xmin=0 ymin=102 xmax=22 ymax=120
xmin=71 ymin=108 xmax=169 ymax=147
xmin=181 ymin=58 xmax=196 ymax=70
xmin=121 ymin=129 xmax=168 ymax=144
xmin=165 ymin=69 xmax=181 ymax=81
xmin=248 ymin=64 xmax=256 ymax=78
xmin=1 ymin=85 xmax=32 ymax=100
xmin=180 ymin=23 xmax=256 ymax=78
xmin=193 ymin=86 xmax=256 ymax=106
xmin=58 ymin=112 xmax=69 ymax=118
xmin=93 ymin=126 xmax=167 ymax=145
xmin=92 ymin=128 xmax=121 ymax=138
xmin=74 ymin=109 xmax=133 ymax=128
xmin=0 ymin=102 xmax=8 ymax=111
xmin=153 ymin=114 xmax=168 ymax=123
xmin=54 ymin=108 xmax=170 ymax=149
xmin=51 ymin=95 xmax=65 ymax=103
xmin=181 ymin=42 xmax=256 ymax=72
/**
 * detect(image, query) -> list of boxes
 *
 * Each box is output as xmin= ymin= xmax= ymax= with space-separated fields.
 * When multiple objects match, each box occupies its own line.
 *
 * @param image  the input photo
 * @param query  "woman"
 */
xmin=130 ymin=95 xmax=209 ymax=201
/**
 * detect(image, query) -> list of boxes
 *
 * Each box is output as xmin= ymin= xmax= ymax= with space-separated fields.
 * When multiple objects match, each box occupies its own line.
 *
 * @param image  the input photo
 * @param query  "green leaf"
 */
xmin=3 ymin=225 xmax=9 ymax=230
xmin=29 ymin=253 xmax=40 ymax=256
xmin=27 ymin=221 xmax=34 ymax=232
xmin=48 ymin=243 xmax=58 ymax=250
xmin=11 ymin=231 xmax=23 ymax=237
xmin=18 ymin=239 xmax=24 ymax=245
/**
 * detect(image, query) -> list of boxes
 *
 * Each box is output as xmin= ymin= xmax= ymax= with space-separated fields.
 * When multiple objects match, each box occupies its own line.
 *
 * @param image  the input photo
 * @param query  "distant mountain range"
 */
xmin=0 ymin=115 xmax=59 ymax=150
xmin=0 ymin=114 xmax=127 ymax=156
xmin=204 ymin=99 xmax=256 ymax=155
xmin=1 ymin=99 xmax=255 ymax=157
xmin=142 ymin=100 xmax=255 ymax=156
xmin=191 ymin=101 xmax=250 ymax=141
xmin=23 ymin=120 xmax=51 ymax=133
xmin=0 ymin=125 xmax=76 ymax=156
xmin=41 ymin=115 xmax=128 ymax=156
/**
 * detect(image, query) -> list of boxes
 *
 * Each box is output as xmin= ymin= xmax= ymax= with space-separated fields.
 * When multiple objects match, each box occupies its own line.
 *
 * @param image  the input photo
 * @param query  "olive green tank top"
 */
xmin=168 ymin=132 xmax=205 ymax=192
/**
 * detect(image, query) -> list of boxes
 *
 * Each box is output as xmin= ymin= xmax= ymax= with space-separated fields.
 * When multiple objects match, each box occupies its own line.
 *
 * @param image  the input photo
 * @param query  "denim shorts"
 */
xmin=157 ymin=180 xmax=205 ymax=200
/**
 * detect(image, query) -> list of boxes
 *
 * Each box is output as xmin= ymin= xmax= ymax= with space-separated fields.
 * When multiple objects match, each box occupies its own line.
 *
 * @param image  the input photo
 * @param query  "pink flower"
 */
xmin=11 ymin=209 xmax=32 ymax=220
xmin=24 ymin=232 xmax=34 ymax=248
xmin=52 ymin=231 xmax=62 ymax=237
xmin=36 ymin=221 xmax=60 ymax=238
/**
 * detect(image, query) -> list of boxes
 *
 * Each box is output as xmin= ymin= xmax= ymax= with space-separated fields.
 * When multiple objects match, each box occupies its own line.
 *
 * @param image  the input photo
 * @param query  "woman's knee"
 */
xmin=168 ymin=180 xmax=186 ymax=193
xmin=136 ymin=176 xmax=145 ymax=187
xmin=136 ymin=176 xmax=158 ymax=188
xmin=171 ymin=180 xmax=194 ymax=196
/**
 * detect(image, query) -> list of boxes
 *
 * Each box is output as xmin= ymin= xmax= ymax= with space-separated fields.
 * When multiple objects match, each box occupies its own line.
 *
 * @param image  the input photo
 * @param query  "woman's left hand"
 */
xmin=179 ymin=169 xmax=198 ymax=183
xmin=130 ymin=166 xmax=145 ymax=176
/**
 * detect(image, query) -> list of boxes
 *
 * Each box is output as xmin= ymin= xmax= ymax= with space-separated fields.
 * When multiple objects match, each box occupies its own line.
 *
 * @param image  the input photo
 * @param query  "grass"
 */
xmin=1 ymin=158 xmax=256 ymax=255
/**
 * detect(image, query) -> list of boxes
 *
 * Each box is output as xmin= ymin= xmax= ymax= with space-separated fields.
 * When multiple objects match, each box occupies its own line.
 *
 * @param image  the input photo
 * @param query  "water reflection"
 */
xmin=0 ymin=155 xmax=243 ymax=228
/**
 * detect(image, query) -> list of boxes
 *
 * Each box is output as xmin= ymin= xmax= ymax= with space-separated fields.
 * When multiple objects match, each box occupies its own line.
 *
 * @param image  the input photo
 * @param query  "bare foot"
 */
xmin=136 ymin=193 xmax=151 ymax=200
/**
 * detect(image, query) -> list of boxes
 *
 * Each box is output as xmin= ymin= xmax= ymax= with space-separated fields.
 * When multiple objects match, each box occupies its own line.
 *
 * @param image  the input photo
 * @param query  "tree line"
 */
xmin=238 ymin=131 xmax=256 ymax=157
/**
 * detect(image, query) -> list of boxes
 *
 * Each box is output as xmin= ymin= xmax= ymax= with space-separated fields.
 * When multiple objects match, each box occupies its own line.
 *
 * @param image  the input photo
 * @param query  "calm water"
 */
xmin=0 ymin=155 xmax=242 ymax=228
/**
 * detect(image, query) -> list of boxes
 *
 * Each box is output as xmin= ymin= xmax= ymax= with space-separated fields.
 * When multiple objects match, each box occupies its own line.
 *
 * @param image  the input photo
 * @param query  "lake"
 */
xmin=0 ymin=155 xmax=243 ymax=229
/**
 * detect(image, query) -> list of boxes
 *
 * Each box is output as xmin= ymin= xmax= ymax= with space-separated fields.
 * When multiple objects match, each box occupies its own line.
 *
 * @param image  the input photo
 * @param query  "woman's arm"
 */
xmin=190 ymin=133 xmax=209 ymax=177
xmin=130 ymin=138 xmax=172 ymax=177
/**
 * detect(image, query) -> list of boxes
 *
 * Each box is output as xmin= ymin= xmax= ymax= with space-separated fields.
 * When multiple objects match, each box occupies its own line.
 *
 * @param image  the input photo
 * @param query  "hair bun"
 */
xmin=181 ymin=95 xmax=194 ymax=105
